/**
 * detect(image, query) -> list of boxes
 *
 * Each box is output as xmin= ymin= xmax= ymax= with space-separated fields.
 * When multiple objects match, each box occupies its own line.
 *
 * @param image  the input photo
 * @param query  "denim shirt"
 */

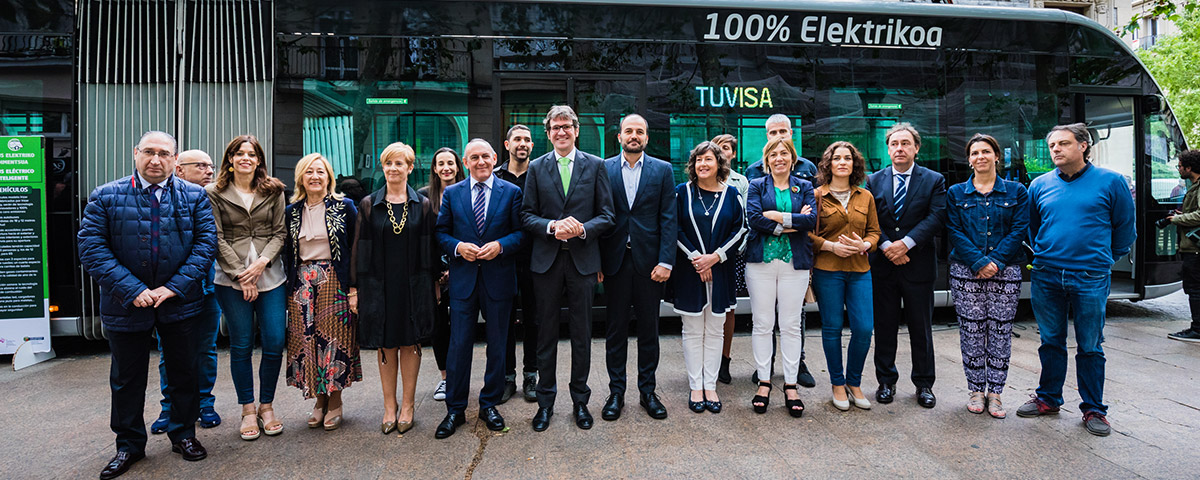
xmin=946 ymin=175 xmax=1030 ymax=273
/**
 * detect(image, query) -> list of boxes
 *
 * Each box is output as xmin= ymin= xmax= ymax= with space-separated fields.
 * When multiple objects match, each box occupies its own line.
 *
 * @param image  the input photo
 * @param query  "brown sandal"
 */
xmin=987 ymin=394 xmax=1006 ymax=419
xmin=239 ymin=410 xmax=260 ymax=441
xmin=967 ymin=392 xmax=985 ymax=414
xmin=258 ymin=404 xmax=284 ymax=436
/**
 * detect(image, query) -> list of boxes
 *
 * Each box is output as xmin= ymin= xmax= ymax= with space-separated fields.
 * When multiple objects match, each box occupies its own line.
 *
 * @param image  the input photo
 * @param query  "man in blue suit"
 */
xmin=599 ymin=114 xmax=676 ymax=421
xmin=78 ymin=131 xmax=217 ymax=479
xmin=434 ymin=138 xmax=526 ymax=439
xmin=866 ymin=123 xmax=947 ymax=409
xmin=521 ymin=105 xmax=616 ymax=431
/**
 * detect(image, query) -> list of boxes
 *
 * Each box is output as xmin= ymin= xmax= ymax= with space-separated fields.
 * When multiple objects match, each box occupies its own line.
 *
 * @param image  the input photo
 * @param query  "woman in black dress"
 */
xmin=351 ymin=142 xmax=437 ymax=434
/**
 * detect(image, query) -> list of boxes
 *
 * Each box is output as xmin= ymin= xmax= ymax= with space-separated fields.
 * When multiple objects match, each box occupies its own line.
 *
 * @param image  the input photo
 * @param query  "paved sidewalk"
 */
xmin=2 ymin=293 xmax=1198 ymax=479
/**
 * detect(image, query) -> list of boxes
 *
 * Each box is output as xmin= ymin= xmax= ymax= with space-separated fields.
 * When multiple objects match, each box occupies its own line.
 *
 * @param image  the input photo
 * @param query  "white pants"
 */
xmin=746 ymin=260 xmax=810 ymax=385
xmin=681 ymin=304 xmax=726 ymax=391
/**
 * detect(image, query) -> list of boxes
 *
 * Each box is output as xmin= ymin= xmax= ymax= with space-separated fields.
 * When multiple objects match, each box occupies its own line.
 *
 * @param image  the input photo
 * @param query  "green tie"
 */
xmin=558 ymin=157 xmax=571 ymax=194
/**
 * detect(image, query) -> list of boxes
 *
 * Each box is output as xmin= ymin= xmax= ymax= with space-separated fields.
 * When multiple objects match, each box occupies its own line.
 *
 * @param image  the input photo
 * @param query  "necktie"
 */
xmin=148 ymin=184 xmax=161 ymax=267
xmin=558 ymin=157 xmax=571 ymax=194
xmin=473 ymin=182 xmax=486 ymax=234
xmin=894 ymin=173 xmax=908 ymax=220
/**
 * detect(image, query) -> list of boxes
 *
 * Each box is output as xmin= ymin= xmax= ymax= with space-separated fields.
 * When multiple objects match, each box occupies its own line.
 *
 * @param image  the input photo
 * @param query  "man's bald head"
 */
xmin=175 ymin=149 xmax=215 ymax=186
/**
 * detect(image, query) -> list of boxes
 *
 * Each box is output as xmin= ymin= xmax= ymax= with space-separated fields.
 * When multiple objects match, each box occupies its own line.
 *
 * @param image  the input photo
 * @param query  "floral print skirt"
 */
xmin=286 ymin=261 xmax=362 ymax=399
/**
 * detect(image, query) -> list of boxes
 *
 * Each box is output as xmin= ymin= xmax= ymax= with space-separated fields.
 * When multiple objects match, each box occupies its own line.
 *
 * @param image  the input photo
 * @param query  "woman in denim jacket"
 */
xmin=946 ymin=134 xmax=1030 ymax=419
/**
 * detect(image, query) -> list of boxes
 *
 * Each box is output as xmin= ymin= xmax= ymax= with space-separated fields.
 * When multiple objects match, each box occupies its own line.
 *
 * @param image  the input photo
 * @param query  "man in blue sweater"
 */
xmin=1016 ymin=123 xmax=1136 ymax=437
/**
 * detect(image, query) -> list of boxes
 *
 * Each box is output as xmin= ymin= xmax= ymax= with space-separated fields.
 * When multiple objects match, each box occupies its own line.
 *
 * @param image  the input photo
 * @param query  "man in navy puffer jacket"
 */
xmin=78 ymin=131 xmax=217 ymax=480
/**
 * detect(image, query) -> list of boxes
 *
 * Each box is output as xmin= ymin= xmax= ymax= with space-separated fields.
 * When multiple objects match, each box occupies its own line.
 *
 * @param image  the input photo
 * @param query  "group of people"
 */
xmin=79 ymin=106 xmax=1146 ymax=479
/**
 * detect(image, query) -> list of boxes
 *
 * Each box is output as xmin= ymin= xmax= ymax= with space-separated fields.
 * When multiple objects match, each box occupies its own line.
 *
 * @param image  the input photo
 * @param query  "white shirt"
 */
xmin=136 ymin=171 xmax=169 ymax=200
xmin=548 ymin=149 xmax=586 ymax=239
xmin=881 ymin=163 xmax=917 ymax=250
xmin=620 ymin=153 xmax=644 ymax=208
xmin=455 ymin=175 xmax=497 ymax=257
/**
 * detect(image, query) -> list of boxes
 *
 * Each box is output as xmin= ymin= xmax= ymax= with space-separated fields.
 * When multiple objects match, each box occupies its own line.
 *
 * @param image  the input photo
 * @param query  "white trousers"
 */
xmin=746 ymin=260 xmax=810 ymax=385
xmin=681 ymin=302 xmax=726 ymax=391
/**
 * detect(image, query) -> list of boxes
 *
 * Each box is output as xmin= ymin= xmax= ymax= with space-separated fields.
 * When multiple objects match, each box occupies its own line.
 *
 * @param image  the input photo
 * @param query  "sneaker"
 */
xmin=150 ymin=410 xmax=171 ymax=434
xmin=433 ymin=380 xmax=447 ymax=401
xmin=522 ymin=372 xmax=538 ymax=402
xmin=198 ymin=406 xmax=222 ymax=428
xmin=1167 ymin=328 xmax=1200 ymax=343
xmin=1015 ymin=395 xmax=1060 ymax=417
xmin=797 ymin=360 xmax=816 ymax=388
xmin=1083 ymin=411 xmax=1111 ymax=436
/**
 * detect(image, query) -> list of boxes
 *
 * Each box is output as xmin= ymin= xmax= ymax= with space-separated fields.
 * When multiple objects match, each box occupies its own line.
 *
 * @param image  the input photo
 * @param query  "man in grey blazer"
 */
xmin=599 ymin=114 xmax=676 ymax=421
xmin=521 ymin=105 xmax=616 ymax=431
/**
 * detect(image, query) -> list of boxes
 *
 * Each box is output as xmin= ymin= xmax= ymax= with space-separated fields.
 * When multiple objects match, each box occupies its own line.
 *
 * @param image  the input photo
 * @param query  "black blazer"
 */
xmin=521 ymin=149 xmax=616 ymax=275
xmin=599 ymin=154 xmax=678 ymax=277
xmin=865 ymin=165 xmax=947 ymax=283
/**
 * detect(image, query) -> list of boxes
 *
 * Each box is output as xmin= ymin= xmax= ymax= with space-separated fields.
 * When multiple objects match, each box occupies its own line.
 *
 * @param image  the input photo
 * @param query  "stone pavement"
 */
xmin=3 ymin=292 xmax=1199 ymax=479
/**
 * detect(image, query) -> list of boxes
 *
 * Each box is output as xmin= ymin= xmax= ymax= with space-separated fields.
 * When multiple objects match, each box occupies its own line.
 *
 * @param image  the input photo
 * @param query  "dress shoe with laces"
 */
xmin=797 ymin=360 xmax=816 ymax=388
xmin=150 ymin=410 xmax=170 ymax=434
xmin=171 ymin=437 xmax=207 ymax=462
xmin=478 ymin=406 xmax=506 ymax=431
xmin=574 ymin=403 xmax=594 ymax=430
xmin=522 ymin=372 xmax=538 ymax=402
xmin=640 ymin=392 xmax=668 ymax=419
xmin=916 ymin=387 xmax=937 ymax=408
xmin=876 ymin=383 xmax=896 ymax=404
xmin=532 ymin=407 xmax=553 ymax=432
xmin=500 ymin=375 xmax=517 ymax=404
xmin=99 ymin=451 xmax=144 ymax=480
xmin=434 ymin=412 xmax=465 ymax=439
xmin=601 ymin=394 xmax=623 ymax=421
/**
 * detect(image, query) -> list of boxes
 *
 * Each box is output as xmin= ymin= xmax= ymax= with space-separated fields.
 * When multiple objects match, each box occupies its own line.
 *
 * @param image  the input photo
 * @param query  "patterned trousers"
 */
xmin=948 ymin=262 xmax=1022 ymax=394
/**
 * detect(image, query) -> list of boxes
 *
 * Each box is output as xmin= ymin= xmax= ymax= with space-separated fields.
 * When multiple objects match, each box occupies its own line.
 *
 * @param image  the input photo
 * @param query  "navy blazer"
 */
xmin=78 ymin=174 xmax=218 ymax=332
xmin=866 ymin=165 xmax=948 ymax=283
xmin=436 ymin=176 xmax=525 ymax=301
xmin=672 ymin=182 xmax=746 ymax=316
xmin=520 ymin=149 xmax=615 ymax=275
xmin=745 ymin=176 xmax=817 ymax=270
xmin=600 ymin=154 xmax=678 ymax=277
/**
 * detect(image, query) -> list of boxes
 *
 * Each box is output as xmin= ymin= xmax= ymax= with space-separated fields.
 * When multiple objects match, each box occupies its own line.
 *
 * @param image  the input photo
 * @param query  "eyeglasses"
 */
xmin=179 ymin=162 xmax=214 ymax=170
xmin=548 ymin=124 xmax=576 ymax=133
xmin=139 ymin=148 xmax=175 ymax=159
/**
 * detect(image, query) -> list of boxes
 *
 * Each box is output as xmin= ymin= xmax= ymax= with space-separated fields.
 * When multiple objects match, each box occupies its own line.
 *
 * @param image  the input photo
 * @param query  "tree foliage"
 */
xmin=1136 ymin=1 xmax=1200 ymax=147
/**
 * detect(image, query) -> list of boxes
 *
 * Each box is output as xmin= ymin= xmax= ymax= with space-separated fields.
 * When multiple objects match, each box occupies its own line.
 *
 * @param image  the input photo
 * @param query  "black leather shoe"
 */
xmin=435 ymin=412 xmax=466 ymax=439
xmin=170 ymin=437 xmax=207 ymax=462
xmin=601 ymin=394 xmax=624 ymax=421
xmin=640 ymin=392 xmax=668 ymax=419
xmin=917 ymin=387 xmax=937 ymax=408
xmin=876 ymin=384 xmax=896 ymax=404
xmin=574 ymin=403 xmax=594 ymax=430
xmin=478 ymin=406 xmax=505 ymax=431
xmin=532 ymin=407 xmax=553 ymax=432
xmin=100 ymin=451 xmax=144 ymax=479
xmin=500 ymin=377 xmax=517 ymax=404
xmin=522 ymin=372 xmax=538 ymax=403
xmin=797 ymin=360 xmax=816 ymax=388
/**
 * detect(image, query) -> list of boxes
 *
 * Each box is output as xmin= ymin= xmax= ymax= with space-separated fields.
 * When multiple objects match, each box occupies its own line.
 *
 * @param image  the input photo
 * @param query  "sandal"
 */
xmin=239 ymin=409 xmax=260 ymax=441
xmin=258 ymin=404 xmax=284 ymax=436
xmin=307 ymin=398 xmax=327 ymax=429
xmin=987 ymin=394 xmax=1006 ymax=419
xmin=752 ymin=381 xmax=772 ymax=414
xmin=783 ymin=384 xmax=804 ymax=418
xmin=967 ymin=392 xmax=985 ymax=414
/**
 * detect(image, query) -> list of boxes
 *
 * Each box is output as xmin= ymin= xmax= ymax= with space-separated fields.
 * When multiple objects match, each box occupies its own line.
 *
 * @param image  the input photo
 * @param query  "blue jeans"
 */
xmin=158 ymin=292 xmax=220 ymax=411
xmin=812 ymin=269 xmax=873 ymax=387
xmin=218 ymin=285 xmax=287 ymax=405
xmin=1030 ymin=266 xmax=1110 ymax=415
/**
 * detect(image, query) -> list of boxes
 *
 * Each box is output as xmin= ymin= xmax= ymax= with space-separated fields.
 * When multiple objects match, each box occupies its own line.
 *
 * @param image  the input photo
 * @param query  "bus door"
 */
xmin=495 ymin=73 xmax=644 ymax=160
xmin=1081 ymin=95 xmax=1139 ymax=298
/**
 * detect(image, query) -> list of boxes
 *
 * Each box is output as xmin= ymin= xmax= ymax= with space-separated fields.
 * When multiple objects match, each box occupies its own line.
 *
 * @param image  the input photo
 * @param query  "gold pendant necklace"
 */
xmin=386 ymin=201 xmax=409 ymax=234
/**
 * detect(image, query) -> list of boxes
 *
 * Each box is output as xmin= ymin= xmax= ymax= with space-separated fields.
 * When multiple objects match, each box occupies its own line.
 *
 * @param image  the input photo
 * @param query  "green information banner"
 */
xmin=0 ymin=136 xmax=50 ymax=355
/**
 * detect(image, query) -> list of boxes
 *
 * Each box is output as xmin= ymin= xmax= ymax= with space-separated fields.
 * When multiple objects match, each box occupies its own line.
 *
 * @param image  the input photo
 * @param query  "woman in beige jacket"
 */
xmin=205 ymin=135 xmax=287 ymax=441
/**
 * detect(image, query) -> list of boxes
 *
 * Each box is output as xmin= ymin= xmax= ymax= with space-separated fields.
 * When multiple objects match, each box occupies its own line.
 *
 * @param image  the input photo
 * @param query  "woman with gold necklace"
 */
xmin=350 ymin=142 xmax=436 ymax=434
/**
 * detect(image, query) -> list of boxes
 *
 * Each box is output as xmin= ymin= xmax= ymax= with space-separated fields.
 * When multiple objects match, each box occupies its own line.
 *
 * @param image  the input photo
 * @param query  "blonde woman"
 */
xmin=283 ymin=153 xmax=362 ymax=431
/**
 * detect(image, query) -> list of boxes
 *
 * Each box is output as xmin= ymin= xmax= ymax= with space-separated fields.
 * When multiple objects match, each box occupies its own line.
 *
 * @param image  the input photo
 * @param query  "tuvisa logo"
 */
xmin=695 ymin=86 xmax=774 ymax=109
xmin=7 ymin=138 xmax=22 ymax=152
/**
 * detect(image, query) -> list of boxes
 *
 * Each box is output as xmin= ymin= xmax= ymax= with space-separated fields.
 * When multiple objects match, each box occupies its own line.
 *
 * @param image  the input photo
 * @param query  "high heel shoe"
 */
xmin=324 ymin=406 xmax=343 ymax=431
xmin=752 ymin=381 xmax=772 ymax=414
xmin=832 ymin=385 xmax=850 ymax=411
xmin=783 ymin=384 xmax=805 ymax=418
xmin=847 ymin=386 xmax=872 ymax=410
xmin=258 ymin=404 xmax=284 ymax=436
xmin=381 ymin=409 xmax=398 ymax=435
xmin=307 ymin=404 xmax=327 ymax=429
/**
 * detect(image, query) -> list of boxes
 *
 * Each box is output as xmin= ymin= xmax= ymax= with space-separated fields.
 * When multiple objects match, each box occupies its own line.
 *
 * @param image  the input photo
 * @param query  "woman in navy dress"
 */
xmin=672 ymin=141 xmax=747 ymax=414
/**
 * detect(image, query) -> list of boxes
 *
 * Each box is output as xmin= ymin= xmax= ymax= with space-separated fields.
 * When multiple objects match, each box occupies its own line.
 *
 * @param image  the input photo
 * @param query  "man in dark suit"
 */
xmin=434 ymin=139 xmax=526 ymax=439
xmin=495 ymin=124 xmax=539 ymax=403
xmin=866 ymin=122 xmax=947 ymax=409
xmin=78 ymin=131 xmax=217 ymax=479
xmin=521 ymin=105 xmax=616 ymax=431
xmin=598 ymin=114 xmax=676 ymax=421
